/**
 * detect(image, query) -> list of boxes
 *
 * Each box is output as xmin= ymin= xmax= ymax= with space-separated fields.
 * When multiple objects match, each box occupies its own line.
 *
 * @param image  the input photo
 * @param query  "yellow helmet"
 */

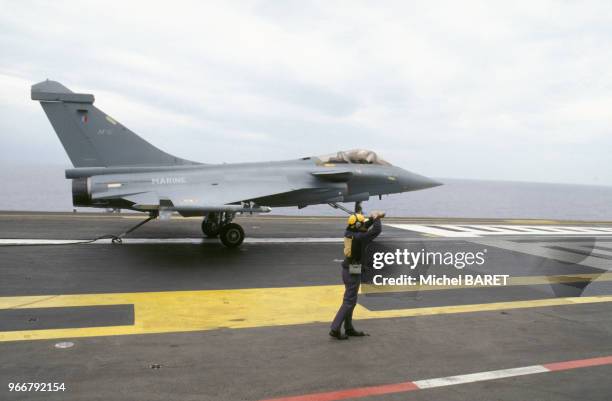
xmin=347 ymin=213 xmax=366 ymax=228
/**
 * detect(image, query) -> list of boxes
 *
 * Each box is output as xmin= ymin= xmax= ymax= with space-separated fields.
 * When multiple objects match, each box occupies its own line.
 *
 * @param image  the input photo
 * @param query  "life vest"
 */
xmin=343 ymin=233 xmax=362 ymax=263
xmin=343 ymin=236 xmax=352 ymax=258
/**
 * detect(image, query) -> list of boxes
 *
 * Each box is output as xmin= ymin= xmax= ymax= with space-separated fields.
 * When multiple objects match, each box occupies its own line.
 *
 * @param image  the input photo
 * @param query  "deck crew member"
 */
xmin=329 ymin=211 xmax=385 ymax=340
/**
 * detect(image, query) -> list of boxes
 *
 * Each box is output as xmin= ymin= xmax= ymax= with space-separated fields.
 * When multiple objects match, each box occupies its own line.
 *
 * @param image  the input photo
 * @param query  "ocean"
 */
xmin=1 ymin=163 xmax=610 ymax=221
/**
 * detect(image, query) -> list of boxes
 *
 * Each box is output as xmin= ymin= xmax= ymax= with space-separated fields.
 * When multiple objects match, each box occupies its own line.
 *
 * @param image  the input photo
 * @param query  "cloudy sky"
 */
xmin=1 ymin=1 xmax=611 ymax=185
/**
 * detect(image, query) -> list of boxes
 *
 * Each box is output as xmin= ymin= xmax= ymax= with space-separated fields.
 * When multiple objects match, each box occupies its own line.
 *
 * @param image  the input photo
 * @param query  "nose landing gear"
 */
xmin=201 ymin=212 xmax=245 ymax=247
xmin=328 ymin=201 xmax=363 ymax=215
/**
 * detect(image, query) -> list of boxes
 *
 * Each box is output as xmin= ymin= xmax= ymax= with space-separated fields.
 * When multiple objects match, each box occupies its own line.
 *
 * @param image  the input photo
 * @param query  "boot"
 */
xmin=329 ymin=329 xmax=349 ymax=340
xmin=345 ymin=328 xmax=368 ymax=337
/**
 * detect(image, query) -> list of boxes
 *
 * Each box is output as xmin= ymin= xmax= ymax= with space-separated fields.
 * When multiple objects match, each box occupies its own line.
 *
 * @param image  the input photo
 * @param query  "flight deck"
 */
xmin=0 ymin=212 xmax=611 ymax=400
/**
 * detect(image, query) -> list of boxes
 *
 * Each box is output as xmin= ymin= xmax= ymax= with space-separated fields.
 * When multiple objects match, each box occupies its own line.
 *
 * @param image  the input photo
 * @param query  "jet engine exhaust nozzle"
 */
xmin=72 ymin=177 xmax=91 ymax=206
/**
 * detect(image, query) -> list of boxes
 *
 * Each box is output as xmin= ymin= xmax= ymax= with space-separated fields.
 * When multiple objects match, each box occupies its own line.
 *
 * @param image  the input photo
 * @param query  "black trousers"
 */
xmin=330 ymin=267 xmax=360 ymax=331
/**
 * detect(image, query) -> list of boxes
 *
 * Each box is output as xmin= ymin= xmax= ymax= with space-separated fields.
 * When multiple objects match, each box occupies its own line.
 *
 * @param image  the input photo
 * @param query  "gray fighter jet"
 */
xmin=31 ymin=80 xmax=441 ymax=247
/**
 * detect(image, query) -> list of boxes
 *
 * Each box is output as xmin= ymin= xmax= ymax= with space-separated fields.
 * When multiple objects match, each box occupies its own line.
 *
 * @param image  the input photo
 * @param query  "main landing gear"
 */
xmin=202 ymin=212 xmax=245 ymax=248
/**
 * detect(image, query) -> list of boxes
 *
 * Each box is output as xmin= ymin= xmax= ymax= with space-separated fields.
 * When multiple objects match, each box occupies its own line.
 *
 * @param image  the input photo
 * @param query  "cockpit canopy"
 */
xmin=315 ymin=149 xmax=391 ymax=166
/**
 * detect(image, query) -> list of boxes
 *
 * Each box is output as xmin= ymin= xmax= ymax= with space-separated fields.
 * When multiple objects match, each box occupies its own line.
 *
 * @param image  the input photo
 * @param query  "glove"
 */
xmin=370 ymin=211 xmax=386 ymax=219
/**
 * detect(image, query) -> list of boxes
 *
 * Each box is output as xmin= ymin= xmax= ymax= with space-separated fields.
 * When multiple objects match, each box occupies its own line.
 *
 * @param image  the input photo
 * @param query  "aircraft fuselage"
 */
xmin=69 ymin=158 xmax=440 ymax=215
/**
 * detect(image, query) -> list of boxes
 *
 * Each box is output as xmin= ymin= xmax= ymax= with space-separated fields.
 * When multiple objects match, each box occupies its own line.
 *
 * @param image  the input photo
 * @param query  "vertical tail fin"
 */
xmin=31 ymin=80 xmax=197 ymax=168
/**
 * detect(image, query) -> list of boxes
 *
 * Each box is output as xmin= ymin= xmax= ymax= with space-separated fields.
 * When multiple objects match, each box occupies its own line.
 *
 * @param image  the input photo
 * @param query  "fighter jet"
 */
xmin=31 ymin=80 xmax=441 ymax=247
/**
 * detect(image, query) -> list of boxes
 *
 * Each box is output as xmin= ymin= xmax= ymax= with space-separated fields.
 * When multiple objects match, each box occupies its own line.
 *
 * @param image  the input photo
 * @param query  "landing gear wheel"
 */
xmin=201 ymin=218 xmax=220 ymax=238
xmin=219 ymin=223 xmax=244 ymax=248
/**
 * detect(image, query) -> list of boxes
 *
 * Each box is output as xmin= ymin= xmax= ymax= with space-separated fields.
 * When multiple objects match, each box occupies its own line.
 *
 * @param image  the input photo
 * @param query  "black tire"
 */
xmin=201 ymin=218 xmax=220 ymax=238
xmin=219 ymin=223 xmax=244 ymax=248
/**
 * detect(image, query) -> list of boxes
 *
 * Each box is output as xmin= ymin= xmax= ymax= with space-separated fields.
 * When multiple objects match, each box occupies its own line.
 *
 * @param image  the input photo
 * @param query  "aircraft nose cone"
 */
xmin=419 ymin=176 xmax=443 ymax=189
xmin=397 ymin=168 xmax=442 ymax=191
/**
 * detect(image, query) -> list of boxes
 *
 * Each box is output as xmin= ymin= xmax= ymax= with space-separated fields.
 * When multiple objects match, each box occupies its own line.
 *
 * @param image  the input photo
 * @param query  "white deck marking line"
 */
xmin=0 ymin=239 xmax=86 ymax=245
xmin=0 ymin=238 xmax=344 ymax=246
xmin=387 ymin=224 xmax=479 ymax=237
xmin=413 ymin=365 xmax=549 ymax=388
xmin=388 ymin=224 xmax=612 ymax=237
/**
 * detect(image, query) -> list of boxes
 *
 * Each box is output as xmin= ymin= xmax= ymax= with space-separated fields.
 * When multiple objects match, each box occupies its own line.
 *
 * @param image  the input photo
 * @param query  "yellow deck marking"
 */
xmin=357 ymin=296 xmax=612 ymax=319
xmin=1 ymin=282 xmax=612 ymax=342
xmin=362 ymin=273 xmax=612 ymax=293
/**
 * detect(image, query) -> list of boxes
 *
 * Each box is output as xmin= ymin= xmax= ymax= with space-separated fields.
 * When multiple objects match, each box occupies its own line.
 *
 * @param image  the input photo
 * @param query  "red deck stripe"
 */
xmin=543 ymin=355 xmax=612 ymax=372
xmin=263 ymin=381 xmax=418 ymax=401
xmin=261 ymin=355 xmax=612 ymax=401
